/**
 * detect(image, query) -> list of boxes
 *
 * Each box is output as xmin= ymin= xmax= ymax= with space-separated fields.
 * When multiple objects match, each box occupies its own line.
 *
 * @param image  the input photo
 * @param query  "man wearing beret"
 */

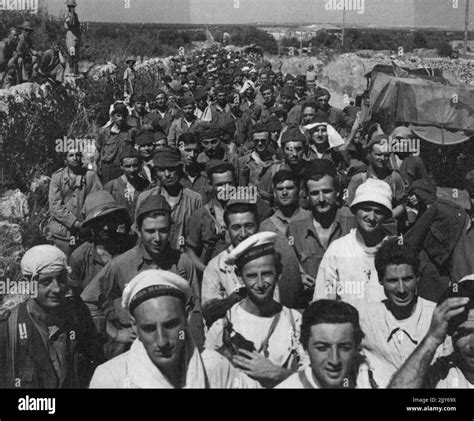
xmin=95 ymin=102 xmax=134 ymax=185
xmin=81 ymin=194 xmax=202 ymax=359
xmin=89 ymin=269 xmax=259 ymax=388
xmin=134 ymin=131 xmax=156 ymax=183
xmin=201 ymin=86 xmax=231 ymax=124
xmin=258 ymin=125 xmax=309 ymax=207
xmin=167 ymin=97 xmax=199 ymax=148
xmin=0 ymin=245 xmax=104 ymax=388
xmin=196 ymin=123 xmax=236 ymax=165
xmin=252 ymin=83 xmax=277 ymax=125
xmin=148 ymin=90 xmax=177 ymax=136
xmin=177 ymin=132 xmax=211 ymax=202
xmin=236 ymin=123 xmax=278 ymax=188
xmin=390 ymin=275 xmax=474 ymax=388
xmin=193 ymin=87 xmax=209 ymax=120
xmin=313 ymin=88 xmax=348 ymax=135
xmin=103 ymin=145 xmax=149 ymax=221
xmin=136 ymin=147 xmax=202 ymax=251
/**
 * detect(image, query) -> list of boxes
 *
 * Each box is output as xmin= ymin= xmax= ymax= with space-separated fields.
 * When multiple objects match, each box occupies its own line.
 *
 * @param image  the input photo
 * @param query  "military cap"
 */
xmin=135 ymin=131 xmax=155 ymax=146
xmin=153 ymin=147 xmax=182 ymax=168
xmin=281 ymin=125 xmax=307 ymax=144
xmin=135 ymin=194 xmax=171 ymax=224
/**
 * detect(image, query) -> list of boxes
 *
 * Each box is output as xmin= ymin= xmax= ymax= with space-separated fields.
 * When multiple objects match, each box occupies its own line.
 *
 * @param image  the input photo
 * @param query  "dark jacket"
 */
xmin=0 ymin=297 xmax=104 ymax=389
xmin=405 ymin=198 xmax=469 ymax=302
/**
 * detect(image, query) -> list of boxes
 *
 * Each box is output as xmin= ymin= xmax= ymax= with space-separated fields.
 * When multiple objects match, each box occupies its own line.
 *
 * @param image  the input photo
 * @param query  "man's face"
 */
xmin=276 ymin=75 xmax=283 ymax=84
xmin=307 ymin=323 xmax=358 ymax=389
xmin=182 ymin=104 xmax=195 ymax=119
xmin=202 ymin=137 xmax=220 ymax=156
xmin=212 ymin=171 xmax=235 ymax=200
xmin=286 ymin=80 xmax=295 ymax=88
xmin=241 ymin=254 xmax=278 ymax=306
xmin=138 ymin=143 xmax=155 ymax=160
xmin=121 ymin=157 xmax=140 ymax=179
xmin=274 ymin=180 xmax=299 ymax=208
xmin=281 ymin=95 xmax=294 ymax=108
xmin=260 ymin=73 xmax=269 ymax=85
xmin=65 ymin=150 xmax=82 ymax=169
xmin=382 ymin=264 xmax=418 ymax=311
xmin=317 ymin=95 xmax=330 ymax=111
xmin=453 ymin=314 xmax=474 ymax=373
xmin=155 ymin=94 xmax=167 ymax=108
xmin=253 ymin=132 xmax=270 ymax=154
xmin=134 ymin=101 xmax=145 ymax=114
xmin=312 ymin=125 xmax=328 ymax=145
xmin=217 ymin=92 xmax=227 ymax=106
xmin=9 ymin=30 xmax=19 ymax=41
xmin=227 ymin=212 xmax=258 ymax=247
xmin=35 ymin=271 xmax=68 ymax=310
xmin=139 ymin=215 xmax=171 ymax=256
xmin=92 ymin=214 xmax=123 ymax=245
xmin=154 ymin=138 xmax=168 ymax=149
xmin=262 ymin=89 xmax=274 ymax=105
xmin=246 ymin=88 xmax=256 ymax=101
xmin=179 ymin=142 xmax=199 ymax=166
xmin=134 ymin=296 xmax=187 ymax=373
xmin=283 ymin=141 xmax=305 ymax=166
xmin=355 ymin=204 xmax=387 ymax=235
xmin=250 ymin=73 xmax=257 ymax=82
xmin=302 ymin=107 xmax=317 ymax=125
xmin=112 ymin=112 xmax=125 ymax=128
xmin=155 ymin=165 xmax=180 ymax=188
xmin=369 ymin=143 xmax=389 ymax=171
xmin=307 ymin=176 xmax=338 ymax=214
xmin=295 ymin=85 xmax=305 ymax=96
xmin=188 ymin=80 xmax=196 ymax=90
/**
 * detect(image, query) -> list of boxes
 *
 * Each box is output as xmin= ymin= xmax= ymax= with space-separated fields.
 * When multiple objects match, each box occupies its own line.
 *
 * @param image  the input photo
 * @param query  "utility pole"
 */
xmin=465 ymin=0 xmax=470 ymax=58
xmin=342 ymin=3 xmax=346 ymax=50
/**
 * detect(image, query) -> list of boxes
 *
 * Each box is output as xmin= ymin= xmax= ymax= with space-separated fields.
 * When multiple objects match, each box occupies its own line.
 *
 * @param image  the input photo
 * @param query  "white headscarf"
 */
xmin=21 ymin=245 xmax=68 ymax=279
xmin=304 ymin=122 xmax=345 ymax=149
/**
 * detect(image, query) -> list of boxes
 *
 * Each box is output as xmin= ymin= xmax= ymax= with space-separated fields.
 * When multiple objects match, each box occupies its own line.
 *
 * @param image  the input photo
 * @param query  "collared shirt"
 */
xmin=180 ymin=170 xmax=212 ymax=203
xmin=288 ymin=208 xmax=356 ymax=278
xmin=186 ymin=200 xmax=229 ymax=264
xmin=26 ymin=300 xmax=68 ymax=384
xmin=136 ymin=186 xmax=202 ymax=250
xmin=237 ymin=151 xmax=277 ymax=187
xmin=201 ymin=246 xmax=244 ymax=305
xmin=261 ymin=207 xmax=311 ymax=236
xmin=69 ymin=242 xmax=107 ymax=293
xmin=275 ymin=363 xmax=373 ymax=389
xmin=359 ymin=297 xmax=452 ymax=388
xmin=313 ymin=228 xmax=390 ymax=312
xmin=81 ymin=243 xmax=199 ymax=327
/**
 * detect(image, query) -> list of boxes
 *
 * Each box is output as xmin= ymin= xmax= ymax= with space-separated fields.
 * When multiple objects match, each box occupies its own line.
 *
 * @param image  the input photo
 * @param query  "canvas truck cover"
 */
xmin=369 ymin=71 xmax=474 ymax=145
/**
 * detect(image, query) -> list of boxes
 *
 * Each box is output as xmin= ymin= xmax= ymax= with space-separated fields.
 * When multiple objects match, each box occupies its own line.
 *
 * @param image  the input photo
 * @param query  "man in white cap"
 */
xmin=390 ymin=275 xmax=474 ymax=388
xmin=0 ymin=245 xmax=103 ymax=388
xmin=313 ymin=179 xmax=395 ymax=311
xmin=205 ymin=232 xmax=307 ymax=388
xmin=89 ymin=269 xmax=259 ymax=388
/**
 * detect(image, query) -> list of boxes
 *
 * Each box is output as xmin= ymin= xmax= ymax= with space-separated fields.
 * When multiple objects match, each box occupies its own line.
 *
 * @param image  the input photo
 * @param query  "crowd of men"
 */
xmin=0 ymin=38 xmax=474 ymax=390
xmin=0 ymin=0 xmax=80 ymax=88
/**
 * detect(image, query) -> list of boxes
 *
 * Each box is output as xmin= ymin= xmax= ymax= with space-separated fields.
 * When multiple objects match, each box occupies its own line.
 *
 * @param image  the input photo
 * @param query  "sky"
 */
xmin=43 ymin=0 xmax=474 ymax=28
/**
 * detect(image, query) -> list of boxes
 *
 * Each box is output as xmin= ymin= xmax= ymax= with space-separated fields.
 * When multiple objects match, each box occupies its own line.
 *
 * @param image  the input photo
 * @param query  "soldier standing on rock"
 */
xmin=64 ymin=0 xmax=81 ymax=76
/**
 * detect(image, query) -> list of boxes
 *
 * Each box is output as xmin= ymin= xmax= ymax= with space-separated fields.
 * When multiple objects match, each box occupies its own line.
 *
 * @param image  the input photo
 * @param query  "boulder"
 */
xmin=0 ymin=189 xmax=29 ymax=221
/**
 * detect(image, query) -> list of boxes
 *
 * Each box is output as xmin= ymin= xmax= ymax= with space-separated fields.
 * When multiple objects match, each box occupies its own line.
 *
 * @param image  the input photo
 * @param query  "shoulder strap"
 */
xmin=298 ymin=370 xmax=315 ymax=389
xmin=8 ymin=305 xmax=19 ymax=384
xmin=258 ymin=312 xmax=282 ymax=356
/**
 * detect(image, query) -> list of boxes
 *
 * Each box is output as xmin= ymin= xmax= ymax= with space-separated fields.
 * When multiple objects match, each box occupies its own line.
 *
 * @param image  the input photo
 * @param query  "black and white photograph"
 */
xmin=0 ymin=0 xmax=473 ymax=418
